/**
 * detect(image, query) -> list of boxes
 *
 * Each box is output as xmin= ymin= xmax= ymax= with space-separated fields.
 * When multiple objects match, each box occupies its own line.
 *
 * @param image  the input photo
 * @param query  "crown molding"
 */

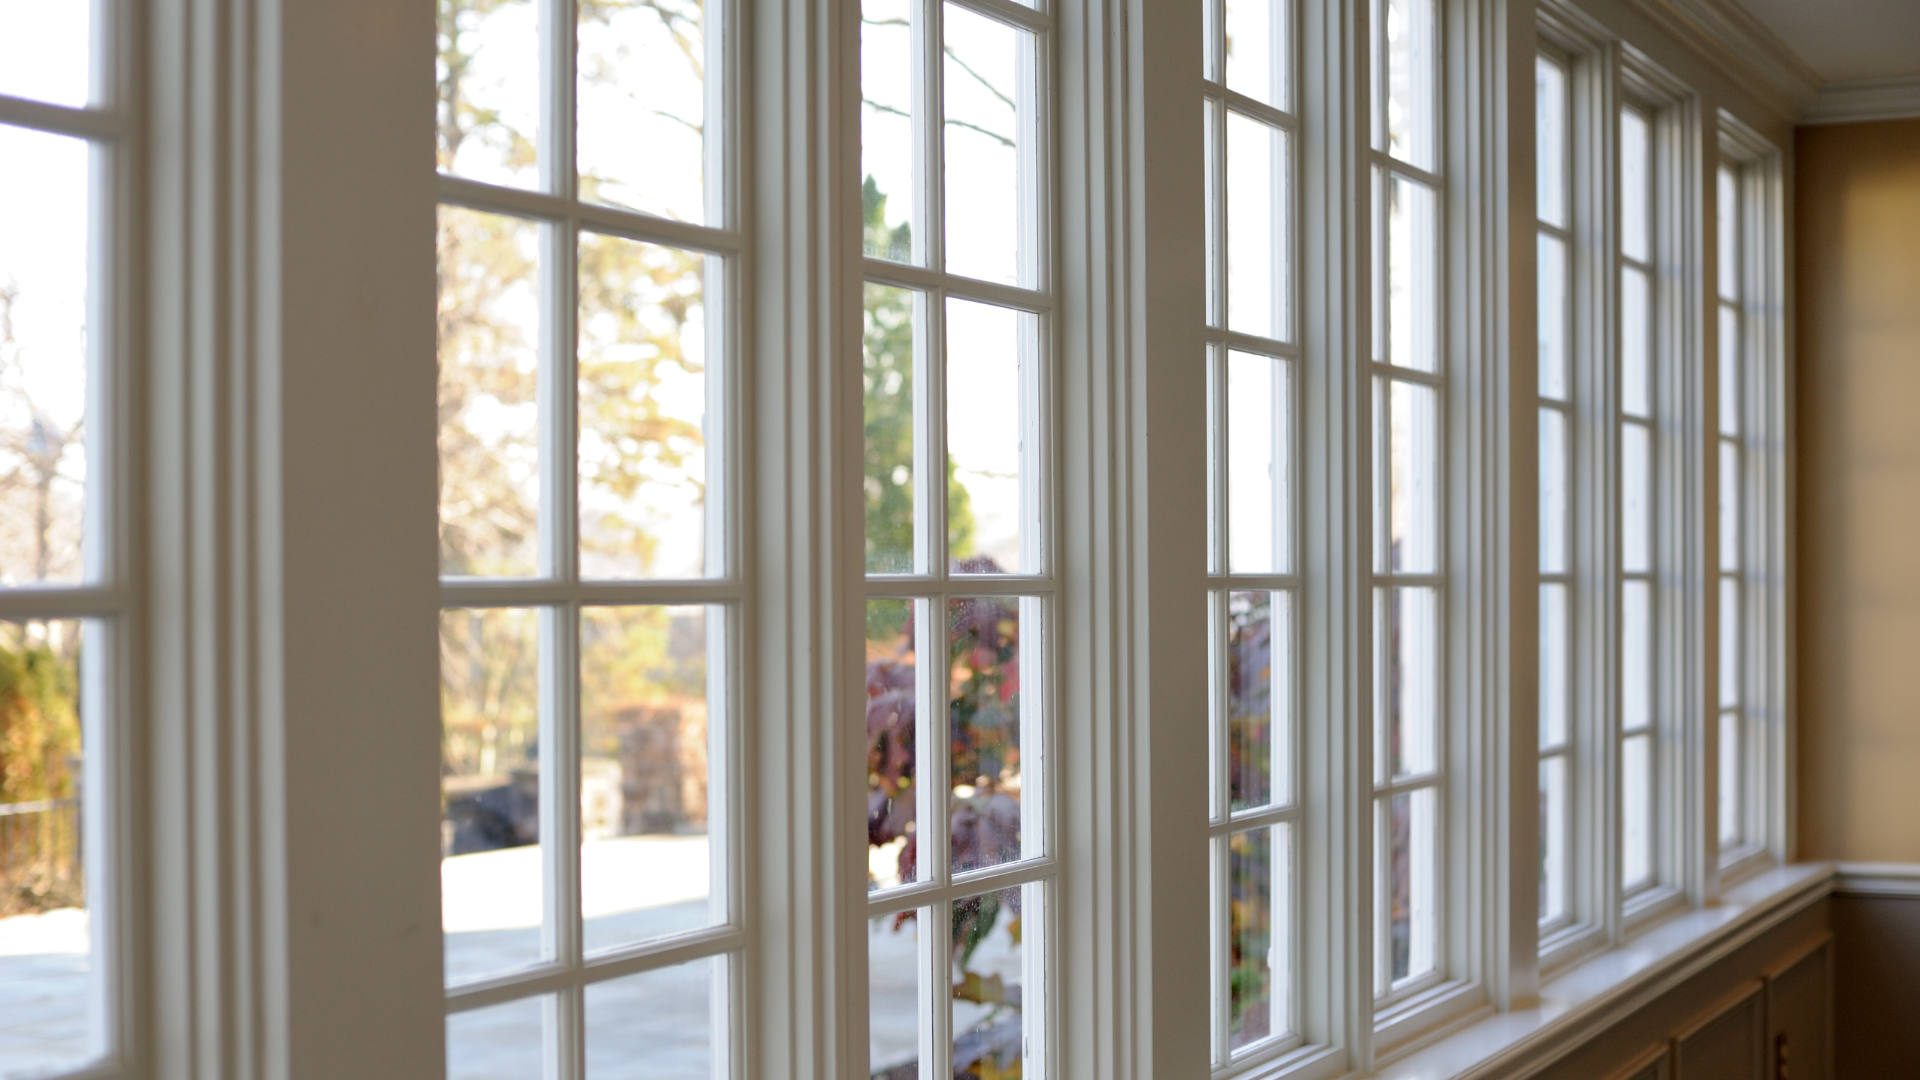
xmin=1801 ymin=74 xmax=1920 ymax=126
xmin=1614 ymin=0 xmax=1822 ymax=125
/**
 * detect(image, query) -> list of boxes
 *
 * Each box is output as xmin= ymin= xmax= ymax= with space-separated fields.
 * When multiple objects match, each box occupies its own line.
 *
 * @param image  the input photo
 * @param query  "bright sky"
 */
xmin=0 ymin=4 xmax=96 ymax=587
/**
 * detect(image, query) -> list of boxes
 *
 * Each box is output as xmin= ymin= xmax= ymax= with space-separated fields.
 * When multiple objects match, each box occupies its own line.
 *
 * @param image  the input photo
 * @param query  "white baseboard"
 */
xmin=1834 ymin=862 xmax=1920 ymax=899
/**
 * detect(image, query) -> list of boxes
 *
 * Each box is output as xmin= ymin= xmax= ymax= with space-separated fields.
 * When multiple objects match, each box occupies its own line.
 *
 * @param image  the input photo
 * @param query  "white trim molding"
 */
xmin=1833 ymin=862 xmax=1920 ymax=899
xmin=1613 ymin=0 xmax=1821 ymax=124
xmin=1800 ymin=75 xmax=1920 ymax=126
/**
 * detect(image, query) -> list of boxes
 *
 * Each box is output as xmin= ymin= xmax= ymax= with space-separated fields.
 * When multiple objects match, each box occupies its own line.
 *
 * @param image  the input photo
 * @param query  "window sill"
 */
xmin=1365 ymin=862 xmax=1832 ymax=1080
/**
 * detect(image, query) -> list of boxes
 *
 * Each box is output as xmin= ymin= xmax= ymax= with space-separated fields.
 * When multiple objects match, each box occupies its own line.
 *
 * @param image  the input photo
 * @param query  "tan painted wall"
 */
xmin=1796 ymin=118 xmax=1920 ymax=863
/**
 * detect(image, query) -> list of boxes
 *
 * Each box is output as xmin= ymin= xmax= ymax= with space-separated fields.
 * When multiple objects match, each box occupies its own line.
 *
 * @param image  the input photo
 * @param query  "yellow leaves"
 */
xmin=952 ymin=970 xmax=1008 ymax=1006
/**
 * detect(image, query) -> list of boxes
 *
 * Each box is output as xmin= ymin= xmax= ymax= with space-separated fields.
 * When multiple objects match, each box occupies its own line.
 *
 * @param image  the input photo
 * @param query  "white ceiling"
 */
xmin=1734 ymin=0 xmax=1920 ymax=84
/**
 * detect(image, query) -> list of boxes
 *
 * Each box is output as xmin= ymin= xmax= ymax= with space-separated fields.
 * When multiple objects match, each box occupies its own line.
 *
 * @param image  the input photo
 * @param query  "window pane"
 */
xmin=1382 ymin=0 xmax=1435 ymax=169
xmin=1538 ymin=233 xmax=1569 ymax=401
xmin=438 ymin=206 xmax=541 ymax=578
xmin=0 ymin=126 xmax=89 ymax=585
xmin=951 ymin=888 xmax=1029 ymax=1079
xmin=947 ymin=299 xmax=1029 ymax=574
xmin=1622 ymin=733 xmax=1652 ymax=890
xmin=1377 ymin=586 xmax=1438 ymax=781
xmin=1621 ymin=266 xmax=1651 ymax=418
xmin=862 ymin=0 xmax=917 ymax=263
xmin=577 ymin=0 xmax=709 ymax=223
xmin=867 ymin=599 xmax=919 ymax=891
xmin=1228 ymin=591 xmax=1290 ymax=811
xmin=580 ymin=606 xmax=717 ymax=955
xmin=1621 ymin=108 xmax=1651 ymax=265
xmin=436 ymin=0 xmax=540 ymax=188
xmin=1389 ymin=380 xmax=1438 ymax=573
xmin=1621 ymin=580 xmax=1651 ymax=735
xmin=1386 ymin=176 xmax=1438 ymax=373
xmin=1717 ymin=167 xmax=1738 ymax=303
xmin=1718 ymin=578 xmax=1739 ymax=710
xmin=869 ymin=908 xmax=923 ymax=1077
xmin=1539 ymin=583 xmax=1568 ymax=749
xmin=1719 ymin=305 xmax=1740 ymax=438
xmin=1535 ymin=57 xmax=1567 ymax=229
xmin=441 ymin=607 xmax=546 ymax=985
xmin=1227 ymin=351 xmax=1288 ymax=574
xmin=1224 ymin=0 xmax=1287 ymax=108
xmin=1540 ymin=407 xmax=1568 ymax=575
xmin=1383 ymin=787 xmax=1437 ymax=986
xmin=447 ymin=995 xmax=549 ymax=1080
xmin=1205 ymin=105 xmax=1221 ymax=327
xmin=1228 ymin=825 xmax=1289 ymax=1050
xmin=1718 ymin=712 xmax=1740 ymax=847
xmin=578 ymin=235 xmax=710 ymax=580
xmin=584 ymin=957 xmax=718 ymax=1079
xmin=948 ymin=597 xmax=1024 ymax=872
xmin=1227 ymin=114 xmax=1290 ymax=342
xmin=866 ymin=285 xmax=919 ymax=574
xmin=1719 ymin=440 xmax=1739 ymax=573
xmin=942 ymin=4 xmax=1029 ymax=286
xmin=0 ymin=620 xmax=94 ymax=1079
xmin=1621 ymin=422 xmax=1651 ymax=575
xmin=1540 ymin=755 xmax=1568 ymax=924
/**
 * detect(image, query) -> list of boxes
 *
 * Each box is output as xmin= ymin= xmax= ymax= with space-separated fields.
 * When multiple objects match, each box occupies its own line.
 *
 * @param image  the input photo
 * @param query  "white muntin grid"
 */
xmin=1366 ymin=0 xmax=1444 ymax=1007
xmin=1615 ymin=100 xmax=1657 ymax=904
xmin=1200 ymin=0 xmax=1301 ymax=1066
xmin=1534 ymin=51 xmax=1575 ymax=937
xmin=859 ymin=0 xmax=1054 ymax=1073
xmin=434 ymin=0 xmax=745 ymax=1071
xmin=0 ymin=4 xmax=136 ymax=1071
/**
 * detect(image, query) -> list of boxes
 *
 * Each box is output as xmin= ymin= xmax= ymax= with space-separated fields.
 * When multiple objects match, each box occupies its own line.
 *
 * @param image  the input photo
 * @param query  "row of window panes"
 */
xmin=438 ymin=206 xmax=715 ymax=581
xmin=438 ymin=0 xmax=717 ymax=224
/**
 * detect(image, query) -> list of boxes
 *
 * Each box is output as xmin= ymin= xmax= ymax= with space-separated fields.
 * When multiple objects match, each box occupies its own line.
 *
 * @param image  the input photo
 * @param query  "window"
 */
xmin=1714 ymin=164 xmax=1742 ymax=857
xmin=1535 ymin=51 xmax=1574 ymax=938
xmin=859 ymin=0 xmax=1053 ymax=1074
xmin=1203 ymin=0 xmax=1299 ymax=1063
xmin=1370 ymin=0 xmax=1443 ymax=1006
xmin=1612 ymin=98 xmax=1674 ymax=907
xmin=0 ymin=5 xmax=128 ymax=1077
xmin=1615 ymin=101 xmax=1660 ymax=905
xmin=1712 ymin=126 xmax=1782 ymax=874
xmin=433 ymin=0 xmax=741 ymax=1072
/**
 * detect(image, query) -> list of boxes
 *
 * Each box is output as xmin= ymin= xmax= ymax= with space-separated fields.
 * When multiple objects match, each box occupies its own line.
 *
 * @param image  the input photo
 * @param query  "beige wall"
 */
xmin=1796 ymin=118 xmax=1920 ymax=863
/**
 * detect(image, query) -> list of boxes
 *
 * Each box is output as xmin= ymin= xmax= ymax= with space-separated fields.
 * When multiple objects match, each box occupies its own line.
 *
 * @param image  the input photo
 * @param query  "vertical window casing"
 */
xmin=1203 ymin=0 xmax=1299 ymax=1064
xmin=433 ymin=0 xmax=742 ymax=1073
xmin=859 ymin=0 xmax=1053 ymax=1074
xmin=1369 ymin=0 xmax=1443 ymax=1006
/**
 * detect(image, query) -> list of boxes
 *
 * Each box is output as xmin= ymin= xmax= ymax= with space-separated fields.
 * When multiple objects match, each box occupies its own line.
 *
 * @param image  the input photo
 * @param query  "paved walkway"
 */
xmin=0 ymin=839 xmax=1025 ymax=1080
xmin=0 ymin=908 xmax=90 ymax=1080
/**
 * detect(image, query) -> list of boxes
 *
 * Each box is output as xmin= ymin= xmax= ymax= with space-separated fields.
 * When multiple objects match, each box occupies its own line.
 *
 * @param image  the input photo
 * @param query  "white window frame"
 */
xmin=67 ymin=0 xmax=1803 ymax=1078
xmin=1712 ymin=110 xmax=1787 ymax=883
xmin=0 ymin=2 xmax=138 ymax=1074
xmin=856 ymin=0 xmax=1060 ymax=1071
xmin=1200 ymin=0 xmax=1305 ymax=1070
xmin=429 ymin=0 xmax=749 ymax=1069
